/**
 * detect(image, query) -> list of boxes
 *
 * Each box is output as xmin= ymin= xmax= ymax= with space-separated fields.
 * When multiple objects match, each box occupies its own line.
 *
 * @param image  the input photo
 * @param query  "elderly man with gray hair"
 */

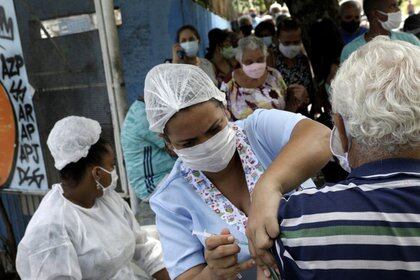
xmin=221 ymin=36 xmax=309 ymax=120
xmin=274 ymin=36 xmax=420 ymax=278
xmin=245 ymin=36 xmax=420 ymax=279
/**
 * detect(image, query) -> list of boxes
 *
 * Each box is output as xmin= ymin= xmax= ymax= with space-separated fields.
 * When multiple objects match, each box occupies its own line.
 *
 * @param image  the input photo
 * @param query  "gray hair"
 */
xmin=331 ymin=36 xmax=420 ymax=154
xmin=235 ymin=36 xmax=268 ymax=63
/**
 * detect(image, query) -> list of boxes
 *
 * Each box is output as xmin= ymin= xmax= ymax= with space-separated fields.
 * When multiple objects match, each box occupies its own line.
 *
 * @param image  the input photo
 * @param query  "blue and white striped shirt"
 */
xmin=275 ymin=158 xmax=420 ymax=280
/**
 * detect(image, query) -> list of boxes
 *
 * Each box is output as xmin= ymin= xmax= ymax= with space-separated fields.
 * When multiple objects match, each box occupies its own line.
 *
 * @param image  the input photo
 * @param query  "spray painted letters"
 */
xmin=0 ymin=1 xmax=47 ymax=190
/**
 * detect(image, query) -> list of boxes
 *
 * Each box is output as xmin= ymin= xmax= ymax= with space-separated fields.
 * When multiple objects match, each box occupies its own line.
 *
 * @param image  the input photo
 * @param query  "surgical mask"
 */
xmin=378 ymin=11 xmax=402 ymax=31
xmin=221 ymin=46 xmax=237 ymax=59
xmin=96 ymin=166 xmax=119 ymax=194
xmin=330 ymin=126 xmax=352 ymax=173
xmin=341 ymin=20 xmax=360 ymax=34
xmin=180 ymin=41 xmax=199 ymax=57
xmin=262 ymin=36 xmax=273 ymax=47
xmin=279 ymin=43 xmax=301 ymax=59
xmin=242 ymin=62 xmax=266 ymax=79
xmin=173 ymin=124 xmax=236 ymax=173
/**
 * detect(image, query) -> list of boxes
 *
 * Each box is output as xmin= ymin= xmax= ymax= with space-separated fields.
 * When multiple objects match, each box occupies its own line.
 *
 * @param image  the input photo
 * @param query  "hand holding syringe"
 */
xmin=193 ymin=229 xmax=254 ymax=279
xmin=193 ymin=230 xmax=280 ymax=280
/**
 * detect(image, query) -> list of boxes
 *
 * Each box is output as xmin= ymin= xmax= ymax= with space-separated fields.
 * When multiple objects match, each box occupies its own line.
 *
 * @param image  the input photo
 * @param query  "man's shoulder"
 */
xmin=392 ymin=31 xmax=420 ymax=45
xmin=341 ymin=34 xmax=366 ymax=62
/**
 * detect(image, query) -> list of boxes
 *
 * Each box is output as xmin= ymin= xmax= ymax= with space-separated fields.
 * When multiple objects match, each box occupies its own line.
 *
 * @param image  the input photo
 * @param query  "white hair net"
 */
xmin=269 ymin=2 xmax=282 ymax=12
xmin=47 ymin=116 xmax=102 ymax=170
xmin=144 ymin=64 xmax=226 ymax=133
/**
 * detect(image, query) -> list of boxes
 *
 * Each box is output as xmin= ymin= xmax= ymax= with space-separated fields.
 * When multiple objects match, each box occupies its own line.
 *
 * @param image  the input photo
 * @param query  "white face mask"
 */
xmin=279 ymin=43 xmax=301 ymax=59
xmin=378 ymin=11 xmax=402 ymax=31
xmin=330 ymin=127 xmax=351 ymax=173
xmin=96 ymin=166 xmax=119 ymax=195
xmin=180 ymin=41 xmax=200 ymax=57
xmin=173 ymin=124 xmax=236 ymax=173
xmin=262 ymin=36 xmax=273 ymax=47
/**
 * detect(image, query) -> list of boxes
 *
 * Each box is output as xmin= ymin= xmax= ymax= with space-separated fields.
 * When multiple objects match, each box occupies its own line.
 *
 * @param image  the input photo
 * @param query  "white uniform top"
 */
xmin=198 ymin=58 xmax=217 ymax=85
xmin=16 ymin=184 xmax=165 ymax=280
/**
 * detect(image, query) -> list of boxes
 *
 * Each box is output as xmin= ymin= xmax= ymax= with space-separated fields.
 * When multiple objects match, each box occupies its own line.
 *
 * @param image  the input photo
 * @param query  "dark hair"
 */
xmin=363 ymin=0 xmax=386 ymax=19
xmin=276 ymin=17 xmax=301 ymax=36
xmin=176 ymin=25 xmax=201 ymax=43
xmin=308 ymin=17 xmax=344 ymax=82
xmin=255 ymin=20 xmax=276 ymax=37
xmin=403 ymin=13 xmax=420 ymax=32
xmin=205 ymin=28 xmax=229 ymax=60
xmin=59 ymin=137 xmax=110 ymax=187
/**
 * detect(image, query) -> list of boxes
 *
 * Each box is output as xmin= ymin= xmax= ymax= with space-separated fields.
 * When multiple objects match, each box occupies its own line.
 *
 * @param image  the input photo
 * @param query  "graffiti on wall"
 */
xmin=0 ymin=1 xmax=48 ymax=190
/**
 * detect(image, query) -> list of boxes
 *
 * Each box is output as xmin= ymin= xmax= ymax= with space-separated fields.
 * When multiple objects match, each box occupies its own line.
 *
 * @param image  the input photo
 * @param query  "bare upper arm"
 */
xmin=264 ymin=118 xmax=331 ymax=192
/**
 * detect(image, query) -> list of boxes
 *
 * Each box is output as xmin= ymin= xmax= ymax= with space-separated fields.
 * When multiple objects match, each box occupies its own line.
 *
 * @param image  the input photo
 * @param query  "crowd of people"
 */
xmin=15 ymin=0 xmax=420 ymax=279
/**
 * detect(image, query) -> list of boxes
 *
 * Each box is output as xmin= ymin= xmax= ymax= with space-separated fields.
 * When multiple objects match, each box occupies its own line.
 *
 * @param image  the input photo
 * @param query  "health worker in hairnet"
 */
xmin=144 ymin=64 xmax=331 ymax=280
xmin=16 ymin=116 xmax=170 ymax=280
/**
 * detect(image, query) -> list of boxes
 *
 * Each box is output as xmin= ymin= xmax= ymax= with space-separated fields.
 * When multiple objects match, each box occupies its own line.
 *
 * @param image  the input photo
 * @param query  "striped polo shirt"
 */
xmin=275 ymin=158 xmax=420 ymax=280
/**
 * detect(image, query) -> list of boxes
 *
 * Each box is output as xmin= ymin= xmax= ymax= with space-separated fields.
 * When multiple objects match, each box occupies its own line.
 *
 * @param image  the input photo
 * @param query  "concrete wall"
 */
xmin=116 ymin=0 xmax=230 ymax=104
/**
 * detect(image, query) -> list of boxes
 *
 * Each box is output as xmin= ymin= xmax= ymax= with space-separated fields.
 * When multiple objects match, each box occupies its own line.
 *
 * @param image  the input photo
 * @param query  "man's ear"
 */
xmin=373 ymin=10 xmax=387 ymax=22
xmin=333 ymin=113 xmax=349 ymax=152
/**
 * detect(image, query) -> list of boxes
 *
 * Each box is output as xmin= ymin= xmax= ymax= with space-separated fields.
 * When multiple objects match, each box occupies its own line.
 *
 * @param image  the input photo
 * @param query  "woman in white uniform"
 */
xmin=16 ymin=116 xmax=170 ymax=280
xmin=143 ymin=64 xmax=331 ymax=279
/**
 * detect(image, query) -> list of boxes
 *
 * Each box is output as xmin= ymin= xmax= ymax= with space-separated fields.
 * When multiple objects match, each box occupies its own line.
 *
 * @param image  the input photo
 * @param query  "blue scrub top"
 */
xmin=150 ymin=109 xmax=312 ymax=279
xmin=340 ymin=31 xmax=420 ymax=63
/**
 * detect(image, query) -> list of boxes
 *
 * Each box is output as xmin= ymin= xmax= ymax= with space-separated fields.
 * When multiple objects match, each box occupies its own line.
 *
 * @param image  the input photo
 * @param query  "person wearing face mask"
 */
xmin=260 ymin=36 xmax=420 ymax=279
xmin=255 ymin=20 xmax=276 ymax=48
xmin=172 ymin=25 xmax=217 ymax=85
xmin=339 ymin=1 xmax=369 ymax=45
xmin=248 ymin=7 xmax=261 ymax=28
xmin=221 ymin=36 xmax=309 ymax=120
xmin=340 ymin=0 xmax=420 ymax=62
xmin=143 ymin=63 xmax=331 ymax=280
xmin=272 ymin=18 xmax=314 ymax=116
xmin=238 ymin=15 xmax=254 ymax=37
xmin=254 ymin=20 xmax=278 ymax=68
xmin=16 ymin=116 xmax=170 ymax=280
xmin=205 ymin=28 xmax=238 ymax=86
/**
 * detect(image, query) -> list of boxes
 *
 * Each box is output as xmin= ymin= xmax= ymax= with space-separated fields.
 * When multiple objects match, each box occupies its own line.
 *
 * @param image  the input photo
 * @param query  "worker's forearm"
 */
xmin=153 ymin=268 xmax=170 ymax=280
xmin=261 ymin=119 xmax=331 ymax=194
xmin=177 ymin=266 xmax=213 ymax=280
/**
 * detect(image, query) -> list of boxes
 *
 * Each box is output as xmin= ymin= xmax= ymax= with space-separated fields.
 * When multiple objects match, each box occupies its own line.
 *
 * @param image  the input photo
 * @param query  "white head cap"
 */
xmin=269 ymin=2 xmax=282 ymax=13
xmin=144 ymin=64 xmax=226 ymax=133
xmin=47 ymin=116 xmax=102 ymax=170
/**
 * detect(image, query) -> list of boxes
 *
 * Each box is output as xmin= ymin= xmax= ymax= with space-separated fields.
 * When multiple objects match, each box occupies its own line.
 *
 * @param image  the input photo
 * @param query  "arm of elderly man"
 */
xmin=246 ymin=117 xmax=331 ymax=271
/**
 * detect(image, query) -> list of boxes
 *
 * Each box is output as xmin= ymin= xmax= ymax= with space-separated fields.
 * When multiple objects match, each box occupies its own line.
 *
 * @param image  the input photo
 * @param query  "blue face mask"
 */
xmin=262 ymin=36 xmax=273 ymax=47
